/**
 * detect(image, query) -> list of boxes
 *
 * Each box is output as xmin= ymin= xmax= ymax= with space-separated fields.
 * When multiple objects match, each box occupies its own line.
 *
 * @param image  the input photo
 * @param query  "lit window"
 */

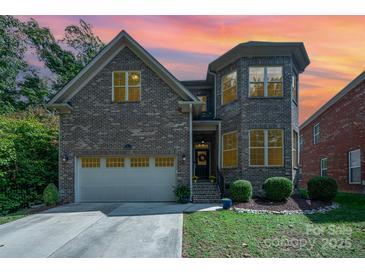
xmin=320 ymin=158 xmax=328 ymax=176
xmin=106 ymin=157 xmax=124 ymax=168
xmin=155 ymin=157 xmax=175 ymax=167
xmin=113 ymin=71 xmax=141 ymax=102
xmin=349 ymin=149 xmax=361 ymax=184
xmin=223 ymin=131 xmax=238 ymax=168
xmin=313 ymin=123 xmax=320 ymax=144
xmin=249 ymin=66 xmax=283 ymax=97
xmin=222 ymin=71 xmax=237 ymax=105
xmin=198 ymin=96 xmax=207 ymax=112
xmin=292 ymin=74 xmax=298 ymax=102
xmin=130 ymin=157 xmax=149 ymax=167
xmin=249 ymin=129 xmax=284 ymax=167
xmin=81 ymin=157 xmax=100 ymax=168
xmin=293 ymin=131 xmax=299 ymax=168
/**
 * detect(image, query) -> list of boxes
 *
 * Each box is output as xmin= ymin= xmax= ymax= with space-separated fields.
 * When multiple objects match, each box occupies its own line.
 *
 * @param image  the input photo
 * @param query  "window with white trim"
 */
xmin=249 ymin=129 xmax=284 ymax=167
xmin=299 ymin=134 xmax=304 ymax=151
xmin=349 ymin=149 xmax=361 ymax=184
xmin=292 ymin=74 xmax=298 ymax=103
xmin=293 ymin=131 xmax=299 ymax=168
xmin=313 ymin=123 xmax=320 ymax=144
xmin=249 ymin=66 xmax=283 ymax=97
xmin=113 ymin=71 xmax=141 ymax=102
xmin=320 ymin=158 xmax=328 ymax=176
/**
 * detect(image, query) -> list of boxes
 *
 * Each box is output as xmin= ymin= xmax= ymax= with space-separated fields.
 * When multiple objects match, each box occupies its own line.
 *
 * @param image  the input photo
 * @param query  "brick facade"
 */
xmin=215 ymin=56 xmax=297 ymax=195
xmin=300 ymin=77 xmax=365 ymax=193
xmin=59 ymin=47 xmax=190 ymax=202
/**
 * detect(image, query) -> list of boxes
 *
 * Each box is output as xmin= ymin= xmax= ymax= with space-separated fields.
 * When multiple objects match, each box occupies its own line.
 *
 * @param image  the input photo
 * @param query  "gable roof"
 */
xmin=48 ymin=30 xmax=198 ymax=106
xmin=300 ymin=70 xmax=365 ymax=130
xmin=208 ymin=41 xmax=310 ymax=73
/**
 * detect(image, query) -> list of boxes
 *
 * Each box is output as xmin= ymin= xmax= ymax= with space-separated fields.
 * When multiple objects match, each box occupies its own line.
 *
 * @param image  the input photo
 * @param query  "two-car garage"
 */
xmin=75 ymin=156 xmax=176 ymax=202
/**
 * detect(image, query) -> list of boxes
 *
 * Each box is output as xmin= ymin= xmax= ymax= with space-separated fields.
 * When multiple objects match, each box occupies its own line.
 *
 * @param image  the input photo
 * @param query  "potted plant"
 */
xmin=174 ymin=184 xmax=190 ymax=204
xmin=192 ymin=176 xmax=198 ymax=183
xmin=209 ymin=175 xmax=216 ymax=183
xmin=221 ymin=198 xmax=232 ymax=210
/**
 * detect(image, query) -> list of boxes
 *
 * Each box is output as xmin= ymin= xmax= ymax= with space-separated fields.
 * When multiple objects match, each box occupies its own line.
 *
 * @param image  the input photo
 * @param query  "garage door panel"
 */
xmin=77 ymin=157 xmax=176 ymax=202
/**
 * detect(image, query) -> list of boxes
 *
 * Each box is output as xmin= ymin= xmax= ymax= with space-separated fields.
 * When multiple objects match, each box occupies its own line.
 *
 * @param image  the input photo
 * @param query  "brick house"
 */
xmin=299 ymin=71 xmax=365 ymax=193
xmin=48 ymin=31 xmax=310 ymax=203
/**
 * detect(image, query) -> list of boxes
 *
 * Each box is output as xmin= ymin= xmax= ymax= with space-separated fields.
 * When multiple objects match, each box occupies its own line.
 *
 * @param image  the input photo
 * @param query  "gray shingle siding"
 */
xmin=59 ymin=47 xmax=190 ymax=202
xmin=216 ymin=56 xmax=295 ymax=195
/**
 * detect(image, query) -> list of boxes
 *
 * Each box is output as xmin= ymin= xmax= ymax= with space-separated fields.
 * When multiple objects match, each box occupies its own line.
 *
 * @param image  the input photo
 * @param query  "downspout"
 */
xmin=189 ymin=103 xmax=193 ymax=202
xmin=208 ymin=70 xmax=217 ymax=118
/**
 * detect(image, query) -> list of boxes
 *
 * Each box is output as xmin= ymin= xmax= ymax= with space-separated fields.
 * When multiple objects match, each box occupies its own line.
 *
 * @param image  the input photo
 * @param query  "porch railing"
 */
xmin=216 ymin=168 xmax=225 ymax=198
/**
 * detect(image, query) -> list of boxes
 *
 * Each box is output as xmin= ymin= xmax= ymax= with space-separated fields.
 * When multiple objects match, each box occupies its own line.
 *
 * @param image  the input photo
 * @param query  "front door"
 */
xmin=195 ymin=149 xmax=209 ymax=179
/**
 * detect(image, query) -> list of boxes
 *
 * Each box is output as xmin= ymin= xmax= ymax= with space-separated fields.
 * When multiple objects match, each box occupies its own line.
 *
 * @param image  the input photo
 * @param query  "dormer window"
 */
xmin=249 ymin=66 xmax=283 ymax=97
xmin=222 ymin=71 xmax=237 ymax=105
xmin=113 ymin=71 xmax=141 ymax=102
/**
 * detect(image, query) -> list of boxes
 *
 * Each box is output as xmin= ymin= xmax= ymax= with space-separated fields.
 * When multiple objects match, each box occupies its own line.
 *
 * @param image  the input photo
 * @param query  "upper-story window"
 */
xmin=221 ymin=71 xmax=237 ymax=105
xmin=198 ymin=96 xmax=207 ymax=112
xmin=249 ymin=129 xmax=284 ymax=167
xmin=292 ymin=74 xmax=298 ymax=103
xmin=349 ymin=149 xmax=361 ymax=184
xmin=313 ymin=123 xmax=320 ymax=144
xmin=249 ymin=66 xmax=283 ymax=97
xmin=113 ymin=71 xmax=141 ymax=102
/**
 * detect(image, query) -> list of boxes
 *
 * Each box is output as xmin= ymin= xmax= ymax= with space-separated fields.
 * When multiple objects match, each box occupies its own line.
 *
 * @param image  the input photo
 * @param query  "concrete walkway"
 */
xmin=0 ymin=202 xmax=220 ymax=258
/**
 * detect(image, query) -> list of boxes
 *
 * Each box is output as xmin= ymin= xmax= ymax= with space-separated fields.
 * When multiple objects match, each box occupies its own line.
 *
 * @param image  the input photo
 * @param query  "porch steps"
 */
xmin=192 ymin=180 xmax=221 ymax=203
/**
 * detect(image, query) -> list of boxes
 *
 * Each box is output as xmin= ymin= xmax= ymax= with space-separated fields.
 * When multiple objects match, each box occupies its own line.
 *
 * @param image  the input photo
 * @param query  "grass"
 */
xmin=0 ymin=210 xmax=27 ymax=225
xmin=183 ymin=193 xmax=365 ymax=257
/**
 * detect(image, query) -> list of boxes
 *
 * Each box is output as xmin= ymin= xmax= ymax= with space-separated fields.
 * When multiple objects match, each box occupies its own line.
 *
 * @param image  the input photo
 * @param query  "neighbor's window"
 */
xmin=155 ymin=157 xmax=175 ymax=167
xmin=222 ymin=71 xmax=237 ymax=105
xmin=349 ymin=149 xmax=361 ymax=184
xmin=81 ymin=157 xmax=100 ymax=168
xmin=320 ymin=158 xmax=328 ymax=177
xmin=292 ymin=74 xmax=298 ymax=103
xmin=293 ymin=131 xmax=299 ymax=168
xmin=299 ymin=134 xmax=304 ymax=151
xmin=313 ymin=123 xmax=320 ymax=144
xmin=198 ymin=96 xmax=207 ymax=112
xmin=130 ymin=157 xmax=149 ymax=167
xmin=113 ymin=71 xmax=141 ymax=102
xmin=249 ymin=129 xmax=284 ymax=167
xmin=223 ymin=131 xmax=238 ymax=168
xmin=249 ymin=66 xmax=283 ymax=97
xmin=106 ymin=157 xmax=124 ymax=168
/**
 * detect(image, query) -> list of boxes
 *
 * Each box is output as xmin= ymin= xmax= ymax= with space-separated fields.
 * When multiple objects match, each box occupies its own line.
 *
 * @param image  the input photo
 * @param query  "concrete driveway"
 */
xmin=0 ymin=202 xmax=219 ymax=258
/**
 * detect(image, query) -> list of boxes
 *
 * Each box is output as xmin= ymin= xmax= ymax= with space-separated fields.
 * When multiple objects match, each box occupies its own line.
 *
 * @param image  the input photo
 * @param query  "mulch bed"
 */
xmin=235 ymin=195 xmax=332 ymax=212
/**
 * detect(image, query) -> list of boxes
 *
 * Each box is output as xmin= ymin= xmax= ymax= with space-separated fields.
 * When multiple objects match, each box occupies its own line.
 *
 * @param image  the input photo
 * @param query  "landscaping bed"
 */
xmin=234 ymin=195 xmax=334 ymax=213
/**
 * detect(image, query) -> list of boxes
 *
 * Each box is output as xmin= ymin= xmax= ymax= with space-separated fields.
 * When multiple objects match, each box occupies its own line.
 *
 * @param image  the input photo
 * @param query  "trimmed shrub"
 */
xmin=307 ymin=176 xmax=338 ymax=202
xmin=43 ymin=183 xmax=59 ymax=206
xmin=174 ymin=184 xmax=190 ymax=203
xmin=263 ymin=177 xmax=293 ymax=201
xmin=230 ymin=180 xmax=252 ymax=203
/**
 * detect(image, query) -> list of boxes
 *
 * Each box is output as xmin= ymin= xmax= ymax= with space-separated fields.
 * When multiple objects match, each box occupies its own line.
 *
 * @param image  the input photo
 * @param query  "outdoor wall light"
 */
xmin=62 ymin=154 xmax=69 ymax=162
xmin=182 ymin=154 xmax=186 ymax=161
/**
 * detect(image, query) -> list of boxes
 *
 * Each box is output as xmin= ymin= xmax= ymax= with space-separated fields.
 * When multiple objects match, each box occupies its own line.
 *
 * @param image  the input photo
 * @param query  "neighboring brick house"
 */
xmin=299 ymin=71 xmax=365 ymax=193
xmin=49 ymin=31 xmax=310 ymax=203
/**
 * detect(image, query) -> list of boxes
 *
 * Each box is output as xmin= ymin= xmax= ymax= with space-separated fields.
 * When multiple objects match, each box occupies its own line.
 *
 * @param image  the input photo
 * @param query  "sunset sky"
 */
xmin=17 ymin=16 xmax=365 ymax=124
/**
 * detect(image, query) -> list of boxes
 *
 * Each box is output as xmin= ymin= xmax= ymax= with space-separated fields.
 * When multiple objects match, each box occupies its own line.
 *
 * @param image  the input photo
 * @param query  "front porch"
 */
xmin=192 ymin=120 xmax=224 ymax=202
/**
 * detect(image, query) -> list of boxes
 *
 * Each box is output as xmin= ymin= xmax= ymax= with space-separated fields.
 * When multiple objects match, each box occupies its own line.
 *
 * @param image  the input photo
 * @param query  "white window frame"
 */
xmin=222 ymin=130 xmax=238 ymax=169
xmin=320 ymin=158 xmax=328 ymax=176
xmin=248 ymin=66 xmax=283 ymax=98
xmin=221 ymin=71 xmax=237 ymax=105
xmin=349 ymin=149 xmax=361 ymax=184
xmin=299 ymin=134 xmax=304 ymax=150
xmin=293 ymin=130 xmax=299 ymax=168
xmin=249 ymin=129 xmax=284 ymax=167
xmin=313 ymin=123 xmax=320 ymax=144
xmin=112 ymin=70 xmax=141 ymax=102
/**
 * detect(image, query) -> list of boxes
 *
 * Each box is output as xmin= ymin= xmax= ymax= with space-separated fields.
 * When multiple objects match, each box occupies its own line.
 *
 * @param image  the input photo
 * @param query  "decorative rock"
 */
xmin=234 ymin=202 xmax=339 ymax=215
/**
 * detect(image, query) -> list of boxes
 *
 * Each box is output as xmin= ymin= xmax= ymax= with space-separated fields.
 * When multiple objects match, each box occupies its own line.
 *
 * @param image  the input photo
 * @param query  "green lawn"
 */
xmin=183 ymin=193 xmax=365 ymax=258
xmin=0 ymin=210 xmax=27 ymax=225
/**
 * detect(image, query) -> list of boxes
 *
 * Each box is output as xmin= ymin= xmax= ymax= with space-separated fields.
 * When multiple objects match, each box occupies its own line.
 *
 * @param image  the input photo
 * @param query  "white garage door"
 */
xmin=76 ymin=156 xmax=176 ymax=202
